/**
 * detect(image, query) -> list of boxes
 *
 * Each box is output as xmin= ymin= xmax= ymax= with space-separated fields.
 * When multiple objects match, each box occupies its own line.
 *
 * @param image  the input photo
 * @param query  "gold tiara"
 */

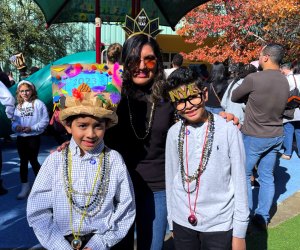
xmin=122 ymin=9 xmax=162 ymax=38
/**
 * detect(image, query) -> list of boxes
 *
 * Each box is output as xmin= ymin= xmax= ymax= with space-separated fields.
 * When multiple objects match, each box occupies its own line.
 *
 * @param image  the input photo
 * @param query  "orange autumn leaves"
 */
xmin=177 ymin=0 xmax=299 ymax=63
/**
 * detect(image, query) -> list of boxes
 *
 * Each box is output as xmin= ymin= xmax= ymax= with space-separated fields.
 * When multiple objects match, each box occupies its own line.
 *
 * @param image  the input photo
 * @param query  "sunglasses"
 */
xmin=174 ymin=93 xmax=204 ymax=111
xmin=129 ymin=55 xmax=157 ymax=70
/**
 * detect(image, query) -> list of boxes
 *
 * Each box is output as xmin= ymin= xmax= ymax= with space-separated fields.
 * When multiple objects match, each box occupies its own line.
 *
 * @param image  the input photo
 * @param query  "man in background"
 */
xmin=164 ymin=53 xmax=183 ymax=78
xmin=232 ymin=44 xmax=289 ymax=230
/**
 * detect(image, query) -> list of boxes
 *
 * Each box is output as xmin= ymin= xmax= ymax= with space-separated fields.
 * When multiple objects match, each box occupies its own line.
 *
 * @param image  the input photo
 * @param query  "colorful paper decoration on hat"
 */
xmin=51 ymin=63 xmax=123 ymax=113
xmin=122 ymin=9 xmax=162 ymax=38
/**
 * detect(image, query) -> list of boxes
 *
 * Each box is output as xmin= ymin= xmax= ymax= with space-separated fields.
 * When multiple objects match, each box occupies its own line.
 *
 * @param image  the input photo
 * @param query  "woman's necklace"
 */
xmin=65 ymin=147 xmax=104 ymax=250
xmin=178 ymin=112 xmax=215 ymax=226
xmin=127 ymin=95 xmax=156 ymax=140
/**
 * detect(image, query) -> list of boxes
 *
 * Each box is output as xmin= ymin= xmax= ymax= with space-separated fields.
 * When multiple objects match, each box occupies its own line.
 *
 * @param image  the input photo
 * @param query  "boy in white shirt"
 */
xmin=163 ymin=67 xmax=249 ymax=250
xmin=27 ymin=63 xmax=135 ymax=250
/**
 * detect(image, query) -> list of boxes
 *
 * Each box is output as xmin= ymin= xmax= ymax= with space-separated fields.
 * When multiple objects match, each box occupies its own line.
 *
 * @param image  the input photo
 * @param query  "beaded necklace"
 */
xmin=127 ymin=95 xmax=156 ymax=140
xmin=63 ymin=147 xmax=111 ymax=217
xmin=63 ymin=146 xmax=109 ymax=249
xmin=178 ymin=112 xmax=215 ymax=193
xmin=178 ymin=112 xmax=215 ymax=226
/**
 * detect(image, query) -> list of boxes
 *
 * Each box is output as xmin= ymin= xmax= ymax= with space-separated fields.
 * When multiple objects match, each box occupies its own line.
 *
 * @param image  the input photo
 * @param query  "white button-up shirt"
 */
xmin=27 ymin=138 xmax=135 ymax=250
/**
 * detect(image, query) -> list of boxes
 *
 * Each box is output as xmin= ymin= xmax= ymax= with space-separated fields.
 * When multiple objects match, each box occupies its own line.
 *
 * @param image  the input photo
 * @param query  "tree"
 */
xmin=177 ymin=0 xmax=300 ymax=64
xmin=0 ymin=0 xmax=91 ymax=71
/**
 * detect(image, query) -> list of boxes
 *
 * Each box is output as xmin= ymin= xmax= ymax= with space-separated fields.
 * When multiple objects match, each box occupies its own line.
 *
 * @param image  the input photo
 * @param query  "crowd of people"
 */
xmin=0 ymin=30 xmax=299 ymax=250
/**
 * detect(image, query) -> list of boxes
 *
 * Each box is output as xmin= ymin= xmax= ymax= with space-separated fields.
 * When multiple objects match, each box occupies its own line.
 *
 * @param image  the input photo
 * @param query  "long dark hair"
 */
xmin=226 ymin=64 xmax=257 ymax=99
xmin=207 ymin=62 xmax=228 ymax=95
xmin=121 ymin=34 xmax=165 ymax=102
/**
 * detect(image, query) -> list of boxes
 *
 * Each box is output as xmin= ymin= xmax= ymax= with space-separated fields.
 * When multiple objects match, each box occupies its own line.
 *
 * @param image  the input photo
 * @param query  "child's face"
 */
xmin=65 ymin=116 xmax=106 ymax=155
xmin=172 ymin=84 xmax=208 ymax=124
xmin=18 ymin=84 xmax=33 ymax=101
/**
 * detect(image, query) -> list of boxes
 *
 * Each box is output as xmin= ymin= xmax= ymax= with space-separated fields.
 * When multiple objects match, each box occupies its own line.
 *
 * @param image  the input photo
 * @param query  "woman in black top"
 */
xmin=107 ymin=34 xmax=174 ymax=250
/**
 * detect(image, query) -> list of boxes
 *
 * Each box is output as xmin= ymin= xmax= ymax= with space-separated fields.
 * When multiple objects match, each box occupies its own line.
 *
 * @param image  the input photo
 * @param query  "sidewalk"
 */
xmin=0 ymin=135 xmax=300 ymax=249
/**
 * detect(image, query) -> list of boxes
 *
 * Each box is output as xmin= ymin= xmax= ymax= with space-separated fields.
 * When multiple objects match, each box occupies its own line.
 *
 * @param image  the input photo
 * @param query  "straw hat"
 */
xmin=51 ymin=63 xmax=123 ymax=129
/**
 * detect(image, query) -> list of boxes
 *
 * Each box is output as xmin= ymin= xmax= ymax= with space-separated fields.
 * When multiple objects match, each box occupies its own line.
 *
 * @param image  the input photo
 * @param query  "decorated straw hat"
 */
xmin=51 ymin=63 xmax=123 ymax=128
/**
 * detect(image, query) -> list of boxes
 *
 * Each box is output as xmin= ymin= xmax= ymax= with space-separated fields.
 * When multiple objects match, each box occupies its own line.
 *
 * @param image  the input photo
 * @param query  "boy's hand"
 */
xmin=50 ymin=141 xmax=70 ymax=153
xmin=232 ymin=237 xmax=246 ymax=250
xmin=219 ymin=111 xmax=241 ymax=129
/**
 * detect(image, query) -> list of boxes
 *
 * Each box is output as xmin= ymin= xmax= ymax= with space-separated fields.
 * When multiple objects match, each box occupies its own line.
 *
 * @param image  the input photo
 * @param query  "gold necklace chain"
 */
xmin=126 ymin=95 xmax=156 ymax=140
xmin=67 ymin=148 xmax=104 ymax=246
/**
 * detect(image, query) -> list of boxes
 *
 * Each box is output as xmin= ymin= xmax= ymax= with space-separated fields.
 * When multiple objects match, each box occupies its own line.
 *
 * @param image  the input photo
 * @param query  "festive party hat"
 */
xmin=122 ymin=9 xmax=162 ymax=38
xmin=51 ymin=63 xmax=123 ymax=128
xmin=9 ymin=52 xmax=27 ymax=70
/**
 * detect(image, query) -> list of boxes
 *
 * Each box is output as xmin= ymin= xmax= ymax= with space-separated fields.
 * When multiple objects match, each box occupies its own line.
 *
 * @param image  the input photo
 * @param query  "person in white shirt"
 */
xmin=164 ymin=67 xmax=248 ymax=250
xmin=164 ymin=53 xmax=183 ymax=78
xmin=12 ymin=80 xmax=49 ymax=199
xmin=280 ymin=63 xmax=300 ymax=160
xmin=0 ymin=81 xmax=15 ymax=195
xmin=221 ymin=64 xmax=257 ymax=125
xmin=27 ymin=64 xmax=135 ymax=250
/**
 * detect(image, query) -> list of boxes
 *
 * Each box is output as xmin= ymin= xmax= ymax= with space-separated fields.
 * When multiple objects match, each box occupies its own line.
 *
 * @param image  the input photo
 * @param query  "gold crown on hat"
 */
xmin=122 ymin=9 xmax=162 ymax=38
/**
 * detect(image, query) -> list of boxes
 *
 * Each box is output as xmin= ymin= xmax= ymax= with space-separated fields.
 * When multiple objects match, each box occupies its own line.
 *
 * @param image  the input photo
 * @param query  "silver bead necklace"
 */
xmin=178 ymin=112 xmax=215 ymax=193
xmin=63 ymin=146 xmax=111 ymax=217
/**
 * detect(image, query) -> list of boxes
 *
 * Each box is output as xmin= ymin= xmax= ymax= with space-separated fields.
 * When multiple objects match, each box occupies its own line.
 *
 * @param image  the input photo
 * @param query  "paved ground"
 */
xmin=0 ymin=135 xmax=299 ymax=249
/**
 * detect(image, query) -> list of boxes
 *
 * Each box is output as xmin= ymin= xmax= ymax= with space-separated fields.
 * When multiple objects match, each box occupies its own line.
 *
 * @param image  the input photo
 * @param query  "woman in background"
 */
xmin=221 ymin=64 xmax=257 ymax=125
xmin=205 ymin=62 xmax=229 ymax=114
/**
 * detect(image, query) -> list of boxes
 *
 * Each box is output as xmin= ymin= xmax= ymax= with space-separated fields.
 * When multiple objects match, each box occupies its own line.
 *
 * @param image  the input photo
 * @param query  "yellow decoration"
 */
xmin=61 ymin=89 xmax=68 ymax=95
xmin=168 ymin=83 xmax=199 ymax=102
xmin=52 ymin=67 xmax=66 ymax=72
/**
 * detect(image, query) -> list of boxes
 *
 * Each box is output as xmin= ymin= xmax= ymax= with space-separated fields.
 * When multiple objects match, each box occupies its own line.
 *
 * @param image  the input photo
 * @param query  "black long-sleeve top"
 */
xmin=105 ymin=84 xmax=174 ymax=192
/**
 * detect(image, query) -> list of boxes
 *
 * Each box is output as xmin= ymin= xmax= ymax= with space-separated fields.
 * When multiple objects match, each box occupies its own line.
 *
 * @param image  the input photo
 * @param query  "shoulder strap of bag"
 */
xmin=210 ymin=83 xmax=221 ymax=104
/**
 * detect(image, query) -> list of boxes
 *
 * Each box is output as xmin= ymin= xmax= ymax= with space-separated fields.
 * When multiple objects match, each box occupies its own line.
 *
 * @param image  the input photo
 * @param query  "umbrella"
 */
xmin=32 ymin=0 xmax=211 ymax=62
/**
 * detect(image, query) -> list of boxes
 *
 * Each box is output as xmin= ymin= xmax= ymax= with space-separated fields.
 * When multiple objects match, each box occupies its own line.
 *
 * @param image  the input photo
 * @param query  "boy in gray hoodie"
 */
xmin=163 ymin=67 xmax=249 ymax=250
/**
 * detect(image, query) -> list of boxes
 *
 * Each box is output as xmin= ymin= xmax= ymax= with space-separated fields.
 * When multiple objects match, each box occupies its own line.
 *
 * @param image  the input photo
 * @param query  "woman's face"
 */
xmin=131 ymin=44 xmax=157 ymax=86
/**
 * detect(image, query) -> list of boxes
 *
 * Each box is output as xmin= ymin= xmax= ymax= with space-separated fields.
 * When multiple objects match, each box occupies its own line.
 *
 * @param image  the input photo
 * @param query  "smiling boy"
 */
xmin=27 ymin=64 xmax=135 ymax=250
xmin=163 ymin=67 xmax=249 ymax=250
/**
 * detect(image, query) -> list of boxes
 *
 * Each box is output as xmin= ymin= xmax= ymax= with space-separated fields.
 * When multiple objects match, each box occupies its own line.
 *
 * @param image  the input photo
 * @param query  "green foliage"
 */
xmin=247 ymin=214 xmax=300 ymax=250
xmin=0 ymin=0 xmax=90 ymax=70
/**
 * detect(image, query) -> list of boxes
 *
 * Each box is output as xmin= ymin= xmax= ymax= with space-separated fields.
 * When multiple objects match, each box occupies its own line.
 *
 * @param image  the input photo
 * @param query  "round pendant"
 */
xmin=71 ymin=238 xmax=82 ymax=249
xmin=188 ymin=214 xmax=198 ymax=226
